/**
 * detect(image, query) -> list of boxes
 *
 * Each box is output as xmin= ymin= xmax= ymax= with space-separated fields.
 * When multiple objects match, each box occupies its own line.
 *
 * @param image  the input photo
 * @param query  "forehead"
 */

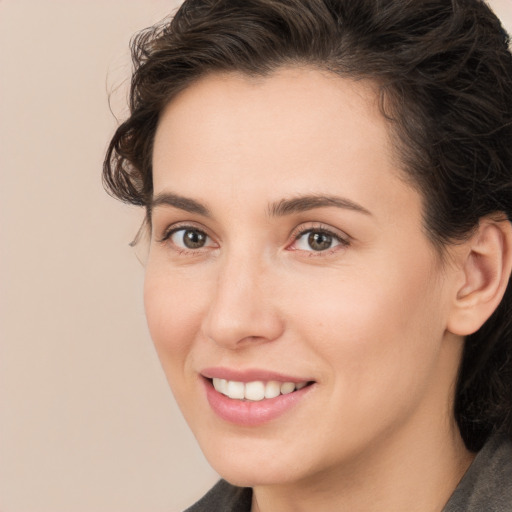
xmin=154 ymin=68 xmax=385 ymax=149
xmin=151 ymin=67 xmax=416 ymax=221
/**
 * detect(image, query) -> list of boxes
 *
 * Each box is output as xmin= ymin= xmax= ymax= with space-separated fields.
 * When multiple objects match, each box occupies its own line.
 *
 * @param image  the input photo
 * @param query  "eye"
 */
xmin=166 ymin=227 xmax=214 ymax=250
xmin=291 ymin=227 xmax=349 ymax=253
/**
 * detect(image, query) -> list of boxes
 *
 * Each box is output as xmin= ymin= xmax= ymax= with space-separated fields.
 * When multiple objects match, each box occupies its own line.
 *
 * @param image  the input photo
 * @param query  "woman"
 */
xmin=104 ymin=0 xmax=512 ymax=510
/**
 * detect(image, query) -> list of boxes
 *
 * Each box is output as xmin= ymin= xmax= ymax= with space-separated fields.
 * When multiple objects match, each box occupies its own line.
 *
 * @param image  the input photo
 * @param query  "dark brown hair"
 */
xmin=104 ymin=0 xmax=512 ymax=451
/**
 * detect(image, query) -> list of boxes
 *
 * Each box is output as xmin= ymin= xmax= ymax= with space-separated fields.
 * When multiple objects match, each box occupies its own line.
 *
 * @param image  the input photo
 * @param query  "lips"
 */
xmin=201 ymin=367 xmax=315 ymax=426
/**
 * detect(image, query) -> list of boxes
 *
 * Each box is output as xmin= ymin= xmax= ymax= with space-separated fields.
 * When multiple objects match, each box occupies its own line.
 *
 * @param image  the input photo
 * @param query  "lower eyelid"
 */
xmin=290 ymin=229 xmax=350 ymax=254
xmin=158 ymin=224 xmax=349 ymax=254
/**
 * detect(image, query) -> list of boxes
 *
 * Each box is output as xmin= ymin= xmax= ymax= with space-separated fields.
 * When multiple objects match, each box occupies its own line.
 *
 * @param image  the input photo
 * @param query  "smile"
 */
xmin=212 ymin=378 xmax=308 ymax=401
xmin=202 ymin=372 xmax=315 ymax=426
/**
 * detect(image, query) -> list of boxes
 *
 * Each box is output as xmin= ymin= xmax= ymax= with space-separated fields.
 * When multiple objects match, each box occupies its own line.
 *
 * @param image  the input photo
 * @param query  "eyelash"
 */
xmin=158 ymin=223 xmax=215 ymax=255
xmin=288 ymin=224 xmax=350 ymax=256
xmin=157 ymin=223 xmax=350 ymax=256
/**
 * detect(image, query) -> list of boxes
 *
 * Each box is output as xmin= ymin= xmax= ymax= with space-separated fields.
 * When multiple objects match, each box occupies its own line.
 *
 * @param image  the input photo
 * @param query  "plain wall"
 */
xmin=0 ymin=2 xmax=218 ymax=511
xmin=1 ymin=1 xmax=511 ymax=511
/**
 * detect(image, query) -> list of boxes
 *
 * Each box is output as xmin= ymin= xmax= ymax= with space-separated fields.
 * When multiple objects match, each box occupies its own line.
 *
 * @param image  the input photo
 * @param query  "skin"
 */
xmin=145 ymin=68 xmax=476 ymax=511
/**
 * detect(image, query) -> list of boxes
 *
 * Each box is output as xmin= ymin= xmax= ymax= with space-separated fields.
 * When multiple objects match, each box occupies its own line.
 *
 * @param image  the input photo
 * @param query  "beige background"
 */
xmin=1 ymin=1 xmax=511 ymax=511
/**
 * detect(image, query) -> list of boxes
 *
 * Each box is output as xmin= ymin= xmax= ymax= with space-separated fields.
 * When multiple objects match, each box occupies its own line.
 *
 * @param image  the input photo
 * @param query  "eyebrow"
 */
xmin=150 ymin=192 xmax=372 ymax=218
xmin=268 ymin=195 xmax=372 ymax=217
xmin=151 ymin=192 xmax=210 ymax=216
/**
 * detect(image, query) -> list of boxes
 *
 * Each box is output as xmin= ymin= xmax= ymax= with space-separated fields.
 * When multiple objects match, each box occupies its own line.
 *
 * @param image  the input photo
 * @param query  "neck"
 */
xmin=251 ymin=421 xmax=474 ymax=512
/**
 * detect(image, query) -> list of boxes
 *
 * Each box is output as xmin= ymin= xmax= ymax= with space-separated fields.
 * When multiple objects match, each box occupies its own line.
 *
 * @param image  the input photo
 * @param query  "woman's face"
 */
xmin=145 ymin=68 xmax=464 ymax=487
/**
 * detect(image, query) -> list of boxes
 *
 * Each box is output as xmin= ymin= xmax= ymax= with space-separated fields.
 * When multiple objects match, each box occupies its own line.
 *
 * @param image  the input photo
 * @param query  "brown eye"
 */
xmin=170 ymin=228 xmax=210 ymax=249
xmin=292 ymin=228 xmax=347 ymax=253
xmin=307 ymin=231 xmax=333 ymax=251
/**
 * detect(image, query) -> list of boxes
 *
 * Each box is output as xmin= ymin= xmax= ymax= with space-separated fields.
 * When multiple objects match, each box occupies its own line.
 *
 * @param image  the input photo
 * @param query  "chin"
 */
xmin=197 ymin=434 xmax=316 ymax=488
xmin=211 ymin=460 xmax=300 ymax=488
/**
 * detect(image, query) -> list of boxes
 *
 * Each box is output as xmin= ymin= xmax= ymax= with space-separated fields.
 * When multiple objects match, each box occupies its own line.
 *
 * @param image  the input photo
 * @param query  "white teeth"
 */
xmin=264 ymin=381 xmax=281 ymax=399
xmin=280 ymin=382 xmax=296 ymax=394
xmin=212 ymin=378 xmax=228 ymax=394
xmin=245 ymin=381 xmax=265 ymax=401
xmin=226 ymin=380 xmax=245 ymax=399
xmin=218 ymin=379 xmax=228 ymax=394
xmin=212 ymin=378 xmax=309 ymax=400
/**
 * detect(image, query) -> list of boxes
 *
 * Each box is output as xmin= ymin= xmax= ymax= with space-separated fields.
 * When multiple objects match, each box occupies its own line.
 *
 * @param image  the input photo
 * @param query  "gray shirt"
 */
xmin=185 ymin=434 xmax=512 ymax=512
xmin=443 ymin=434 xmax=512 ymax=511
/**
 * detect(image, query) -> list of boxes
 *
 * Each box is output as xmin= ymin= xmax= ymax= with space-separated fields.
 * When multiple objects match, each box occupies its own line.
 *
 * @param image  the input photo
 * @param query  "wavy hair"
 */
xmin=104 ymin=0 xmax=512 ymax=451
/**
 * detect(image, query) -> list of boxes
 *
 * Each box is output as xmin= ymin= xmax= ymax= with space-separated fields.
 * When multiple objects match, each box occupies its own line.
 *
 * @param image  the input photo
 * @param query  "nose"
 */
xmin=201 ymin=252 xmax=285 ymax=349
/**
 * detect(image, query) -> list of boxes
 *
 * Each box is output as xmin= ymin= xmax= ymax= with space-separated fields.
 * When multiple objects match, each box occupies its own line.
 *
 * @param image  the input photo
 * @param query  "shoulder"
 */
xmin=184 ymin=480 xmax=252 ymax=512
xmin=443 ymin=434 xmax=512 ymax=512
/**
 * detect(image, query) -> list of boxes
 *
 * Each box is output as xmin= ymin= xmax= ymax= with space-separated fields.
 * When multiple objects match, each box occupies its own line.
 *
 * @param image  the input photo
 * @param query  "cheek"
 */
xmin=285 ymin=254 xmax=447 ymax=400
xmin=143 ymin=268 xmax=205 ymax=373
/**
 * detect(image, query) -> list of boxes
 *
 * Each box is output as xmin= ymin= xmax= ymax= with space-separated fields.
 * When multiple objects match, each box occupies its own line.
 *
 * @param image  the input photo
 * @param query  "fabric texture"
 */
xmin=442 ymin=434 xmax=512 ymax=511
xmin=184 ymin=479 xmax=252 ymax=512
xmin=185 ymin=434 xmax=512 ymax=512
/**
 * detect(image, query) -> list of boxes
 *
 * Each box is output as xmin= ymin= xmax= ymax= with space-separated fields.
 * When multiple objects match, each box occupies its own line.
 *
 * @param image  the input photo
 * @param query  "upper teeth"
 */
xmin=212 ymin=378 xmax=307 ymax=401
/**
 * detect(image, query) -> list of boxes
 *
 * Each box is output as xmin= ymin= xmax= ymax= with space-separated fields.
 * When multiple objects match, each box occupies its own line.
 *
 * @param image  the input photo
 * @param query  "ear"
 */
xmin=447 ymin=216 xmax=512 ymax=336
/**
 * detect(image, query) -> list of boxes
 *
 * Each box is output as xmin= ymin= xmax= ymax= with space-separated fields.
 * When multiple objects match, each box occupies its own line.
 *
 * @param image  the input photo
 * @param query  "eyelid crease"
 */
xmin=290 ymin=223 xmax=351 ymax=243
xmin=158 ymin=222 xmax=211 ymax=244
xmin=157 ymin=225 xmax=219 ymax=257
xmin=156 ymin=221 xmax=351 ymax=257
xmin=287 ymin=223 xmax=352 ymax=255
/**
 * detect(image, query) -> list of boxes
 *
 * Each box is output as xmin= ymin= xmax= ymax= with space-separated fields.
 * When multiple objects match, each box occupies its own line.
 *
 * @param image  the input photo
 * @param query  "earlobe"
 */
xmin=447 ymin=216 xmax=512 ymax=336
